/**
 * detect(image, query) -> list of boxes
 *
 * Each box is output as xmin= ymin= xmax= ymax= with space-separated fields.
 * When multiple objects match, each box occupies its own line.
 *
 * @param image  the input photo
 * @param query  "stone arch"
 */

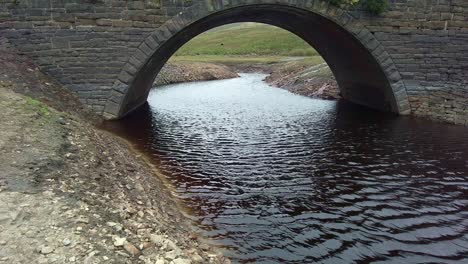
xmin=103 ymin=0 xmax=410 ymax=119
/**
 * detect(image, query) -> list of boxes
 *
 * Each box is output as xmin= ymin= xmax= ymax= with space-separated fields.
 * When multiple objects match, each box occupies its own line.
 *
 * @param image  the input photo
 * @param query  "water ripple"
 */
xmin=107 ymin=74 xmax=468 ymax=263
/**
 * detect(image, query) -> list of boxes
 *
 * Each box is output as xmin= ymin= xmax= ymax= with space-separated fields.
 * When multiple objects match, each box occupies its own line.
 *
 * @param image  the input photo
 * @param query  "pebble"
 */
xmin=139 ymin=241 xmax=151 ymax=250
xmin=165 ymin=250 xmax=179 ymax=260
xmin=199 ymin=244 xmax=210 ymax=251
xmin=191 ymin=253 xmax=204 ymax=264
xmin=150 ymin=234 xmax=165 ymax=246
xmin=106 ymin=222 xmax=117 ymax=227
xmin=165 ymin=240 xmax=181 ymax=252
xmin=76 ymin=216 xmax=89 ymax=224
xmin=155 ymin=259 xmax=165 ymax=264
xmin=113 ymin=237 xmax=126 ymax=247
xmin=25 ymin=230 xmax=36 ymax=238
xmin=39 ymin=246 xmax=54 ymax=255
xmin=62 ymin=238 xmax=71 ymax=246
xmin=123 ymin=242 xmax=140 ymax=256
xmin=107 ymin=222 xmax=123 ymax=232
xmin=173 ymin=259 xmax=191 ymax=264
xmin=83 ymin=251 xmax=98 ymax=264
xmin=0 ymin=241 xmax=6 ymax=246
xmin=57 ymin=118 xmax=67 ymax=125
xmin=69 ymin=256 xmax=76 ymax=262
xmin=37 ymin=258 xmax=48 ymax=264
xmin=207 ymin=253 xmax=220 ymax=259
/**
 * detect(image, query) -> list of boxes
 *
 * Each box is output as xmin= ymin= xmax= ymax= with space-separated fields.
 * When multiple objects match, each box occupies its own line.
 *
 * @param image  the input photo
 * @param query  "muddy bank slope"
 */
xmin=228 ymin=58 xmax=340 ymax=100
xmin=0 ymin=38 xmax=228 ymax=264
xmin=264 ymin=60 xmax=340 ymax=100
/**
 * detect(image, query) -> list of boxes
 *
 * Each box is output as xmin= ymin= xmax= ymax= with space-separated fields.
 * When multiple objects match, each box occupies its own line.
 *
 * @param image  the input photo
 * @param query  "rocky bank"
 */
xmin=155 ymin=62 xmax=239 ymax=86
xmin=264 ymin=61 xmax=340 ymax=100
xmin=0 ymin=38 xmax=229 ymax=264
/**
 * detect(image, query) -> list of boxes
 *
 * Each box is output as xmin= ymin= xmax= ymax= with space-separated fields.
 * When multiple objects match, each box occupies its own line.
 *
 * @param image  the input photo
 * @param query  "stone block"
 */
xmin=104 ymin=101 xmax=121 ymax=117
xmin=138 ymin=42 xmax=153 ymax=56
xmin=144 ymin=36 xmax=160 ymax=50
xmin=118 ymin=70 xmax=134 ymax=84
xmin=127 ymin=1 xmax=145 ymax=10
xmin=123 ymin=63 xmax=138 ymax=75
xmin=427 ymin=73 xmax=441 ymax=81
xmin=96 ymin=19 xmax=113 ymax=26
xmin=112 ymin=20 xmax=133 ymax=27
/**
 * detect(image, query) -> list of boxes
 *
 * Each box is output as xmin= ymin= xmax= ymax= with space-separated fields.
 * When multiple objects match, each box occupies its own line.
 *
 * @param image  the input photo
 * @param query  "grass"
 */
xmin=25 ymin=97 xmax=50 ymax=117
xmin=170 ymin=55 xmax=326 ymax=68
xmin=170 ymin=55 xmax=289 ymax=65
xmin=274 ymin=56 xmax=332 ymax=80
xmin=174 ymin=23 xmax=318 ymax=57
xmin=285 ymin=56 xmax=325 ymax=67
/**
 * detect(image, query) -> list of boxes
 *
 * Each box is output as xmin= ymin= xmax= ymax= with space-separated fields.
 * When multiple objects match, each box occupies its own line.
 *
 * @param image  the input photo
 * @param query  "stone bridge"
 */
xmin=0 ymin=0 xmax=467 ymax=124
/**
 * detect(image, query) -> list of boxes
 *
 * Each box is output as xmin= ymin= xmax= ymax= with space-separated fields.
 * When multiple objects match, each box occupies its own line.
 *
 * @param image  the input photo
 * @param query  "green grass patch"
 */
xmin=25 ymin=97 xmax=50 ymax=117
xmin=175 ymin=23 xmax=318 ymax=57
xmin=270 ymin=56 xmax=327 ymax=76
xmin=170 ymin=55 xmax=327 ymax=71
xmin=286 ymin=56 xmax=326 ymax=67
xmin=170 ymin=55 xmax=290 ymax=65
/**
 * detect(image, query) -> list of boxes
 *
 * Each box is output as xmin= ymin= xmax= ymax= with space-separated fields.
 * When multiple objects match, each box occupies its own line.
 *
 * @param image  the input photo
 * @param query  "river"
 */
xmin=106 ymin=73 xmax=468 ymax=263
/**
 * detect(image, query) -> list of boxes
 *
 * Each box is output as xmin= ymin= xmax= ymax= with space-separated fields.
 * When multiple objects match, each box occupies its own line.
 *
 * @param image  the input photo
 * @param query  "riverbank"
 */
xmin=159 ymin=56 xmax=340 ymax=101
xmin=155 ymin=62 xmax=239 ymax=86
xmin=0 ymin=39 xmax=228 ymax=263
xmin=264 ymin=58 xmax=340 ymax=100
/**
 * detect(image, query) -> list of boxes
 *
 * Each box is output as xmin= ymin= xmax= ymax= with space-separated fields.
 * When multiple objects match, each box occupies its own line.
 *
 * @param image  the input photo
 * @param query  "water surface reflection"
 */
xmin=105 ymin=74 xmax=468 ymax=263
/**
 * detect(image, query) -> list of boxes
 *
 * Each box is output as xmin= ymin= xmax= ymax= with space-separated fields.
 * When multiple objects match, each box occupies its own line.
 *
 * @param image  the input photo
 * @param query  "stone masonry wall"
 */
xmin=0 ymin=0 xmax=193 ymax=113
xmin=362 ymin=0 xmax=468 ymax=125
xmin=0 ymin=0 xmax=467 ymax=124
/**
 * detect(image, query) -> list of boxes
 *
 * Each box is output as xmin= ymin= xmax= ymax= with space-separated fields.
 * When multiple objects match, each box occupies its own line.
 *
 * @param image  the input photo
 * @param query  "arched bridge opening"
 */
xmin=104 ymin=3 xmax=410 ymax=119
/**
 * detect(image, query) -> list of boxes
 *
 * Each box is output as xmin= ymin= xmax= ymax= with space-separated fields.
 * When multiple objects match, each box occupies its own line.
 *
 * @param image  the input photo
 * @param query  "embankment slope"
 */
xmin=0 ymin=37 xmax=229 ymax=264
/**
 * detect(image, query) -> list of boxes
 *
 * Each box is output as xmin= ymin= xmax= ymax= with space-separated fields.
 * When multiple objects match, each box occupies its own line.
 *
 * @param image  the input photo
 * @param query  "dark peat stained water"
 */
xmin=105 ymin=74 xmax=468 ymax=263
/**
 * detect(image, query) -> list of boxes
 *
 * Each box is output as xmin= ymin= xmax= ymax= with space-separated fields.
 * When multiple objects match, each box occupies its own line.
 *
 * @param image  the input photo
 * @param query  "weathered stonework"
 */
xmin=0 ymin=0 xmax=466 ymax=124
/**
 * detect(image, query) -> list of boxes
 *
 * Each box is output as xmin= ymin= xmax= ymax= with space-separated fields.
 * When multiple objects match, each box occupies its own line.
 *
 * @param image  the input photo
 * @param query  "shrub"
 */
xmin=361 ymin=0 xmax=389 ymax=15
xmin=329 ymin=0 xmax=389 ymax=15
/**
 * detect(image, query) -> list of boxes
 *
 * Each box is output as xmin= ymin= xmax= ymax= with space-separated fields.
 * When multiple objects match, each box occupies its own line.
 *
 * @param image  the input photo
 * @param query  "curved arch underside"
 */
xmin=104 ymin=3 xmax=410 ymax=119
